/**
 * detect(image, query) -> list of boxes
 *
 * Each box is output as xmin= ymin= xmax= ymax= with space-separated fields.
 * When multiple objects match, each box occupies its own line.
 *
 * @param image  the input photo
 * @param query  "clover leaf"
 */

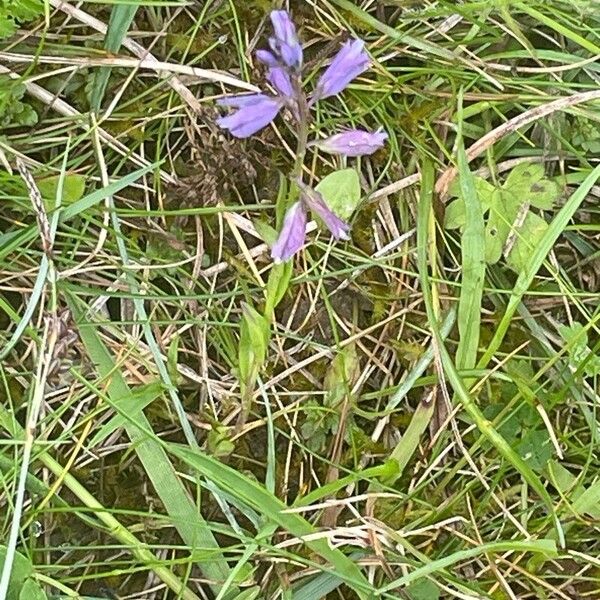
xmin=444 ymin=162 xmax=561 ymax=272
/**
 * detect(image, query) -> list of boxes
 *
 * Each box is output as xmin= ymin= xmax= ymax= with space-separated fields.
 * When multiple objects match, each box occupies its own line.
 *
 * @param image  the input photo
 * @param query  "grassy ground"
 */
xmin=1 ymin=1 xmax=600 ymax=599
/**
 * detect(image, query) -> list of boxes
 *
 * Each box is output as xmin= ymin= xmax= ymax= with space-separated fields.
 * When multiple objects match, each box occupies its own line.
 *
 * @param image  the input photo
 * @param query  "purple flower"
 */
xmin=271 ymin=182 xmax=351 ymax=262
xmin=256 ymin=49 xmax=278 ymax=67
xmin=269 ymin=10 xmax=303 ymax=70
xmin=313 ymin=129 xmax=387 ymax=157
xmin=297 ymin=181 xmax=350 ymax=240
xmin=271 ymin=201 xmax=307 ymax=263
xmin=267 ymin=66 xmax=294 ymax=98
xmin=216 ymin=94 xmax=282 ymax=138
xmin=313 ymin=39 xmax=370 ymax=101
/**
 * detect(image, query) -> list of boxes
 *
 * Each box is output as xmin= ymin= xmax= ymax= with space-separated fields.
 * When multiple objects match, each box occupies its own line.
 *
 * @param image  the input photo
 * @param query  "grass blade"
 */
xmin=61 ymin=163 xmax=158 ymax=221
xmin=69 ymin=296 xmax=237 ymax=598
xmin=379 ymin=539 xmax=557 ymax=593
xmin=329 ymin=0 xmax=456 ymax=60
xmin=517 ymin=3 xmax=600 ymax=55
xmin=170 ymin=444 xmax=375 ymax=600
xmin=0 ymin=405 xmax=199 ymax=600
xmin=386 ymin=399 xmax=434 ymax=484
xmin=384 ymin=307 xmax=456 ymax=414
xmin=455 ymin=107 xmax=485 ymax=373
xmin=90 ymin=5 xmax=138 ymax=110
xmin=1 ymin=162 xmax=157 ymax=361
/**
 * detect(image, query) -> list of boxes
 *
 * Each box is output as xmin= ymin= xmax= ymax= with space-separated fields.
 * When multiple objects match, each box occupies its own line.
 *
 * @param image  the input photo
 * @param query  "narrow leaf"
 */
xmin=170 ymin=445 xmax=374 ymax=600
xmin=90 ymin=5 xmax=138 ymax=110
xmin=455 ymin=130 xmax=485 ymax=371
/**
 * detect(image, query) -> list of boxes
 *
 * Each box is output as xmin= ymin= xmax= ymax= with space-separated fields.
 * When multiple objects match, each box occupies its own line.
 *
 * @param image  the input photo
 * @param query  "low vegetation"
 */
xmin=1 ymin=1 xmax=599 ymax=599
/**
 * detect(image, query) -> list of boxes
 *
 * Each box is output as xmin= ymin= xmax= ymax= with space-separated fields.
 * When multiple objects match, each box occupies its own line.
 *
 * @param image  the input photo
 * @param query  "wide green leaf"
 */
xmin=444 ymin=161 xmax=561 ymax=269
xmin=18 ymin=578 xmax=47 ymax=600
xmin=503 ymin=162 xmax=559 ymax=210
xmin=0 ymin=546 xmax=33 ymax=600
xmin=418 ymin=155 xmax=565 ymax=547
xmin=506 ymin=211 xmax=549 ymax=272
xmin=315 ymin=168 xmax=361 ymax=220
xmin=36 ymin=174 xmax=85 ymax=206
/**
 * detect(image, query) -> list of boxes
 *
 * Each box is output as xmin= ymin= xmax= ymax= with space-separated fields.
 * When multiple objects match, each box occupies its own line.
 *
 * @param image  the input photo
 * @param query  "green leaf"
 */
xmin=444 ymin=177 xmax=495 ymax=229
xmin=235 ymin=587 xmax=261 ymax=600
xmin=503 ymin=162 xmax=560 ymax=210
xmin=444 ymin=198 xmax=467 ymax=229
xmin=559 ymin=322 xmax=600 ymax=376
xmin=547 ymin=460 xmax=580 ymax=494
xmin=61 ymin=163 xmax=159 ymax=221
xmin=572 ymin=480 xmax=600 ymax=519
xmin=328 ymin=0 xmax=458 ymax=60
xmin=315 ymin=168 xmax=361 ymax=220
xmin=253 ymin=218 xmax=278 ymax=245
xmin=18 ymin=578 xmax=47 ymax=600
xmin=69 ymin=297 xmax=236 ymax=597
xmin=418 ymin=155 xmax=565 ymax=548
xmin=518 ymin=429 xmax=552 ymax=471
xmin=387 ymin=400 xmax=434 ymax=484
xmin=548 ymin=458 xmax=600 ymax=520
xmin=504 ymin=161 xmax=545 ymax=187
xmin=207 ymin=424 xmax=235 ymax=458
xmin=0 ymin=0 xmax=43 ymax=40
xmin=478 ymin=163 xmax=600 ymax=372
xmin=167 ymin=333 xmax=181 ymax=384
xmin=324 ymin=343 xmax=359 ymax=407
xmin=36 ymin=174 xmax=86 ymax=206
xmin=0 ymin=76 xmax=37 ymax=127
xmin=88 ymin=381 xmax=165 ymax=447
xmin=484 ymin=190 xmax=518 ymax=264
xmin=90 ymin=5 xmax=138 ymax=110
xmin=506 ymin=211 xmax=549 ymax=272
xmin=380 ymin=539 xmax=557 ymax=593
xmin=407 ymin=579 xmax=440 ymax=600
xmin=455 ymin=134 xmax=485 ymax=373
xmin=0 ymin=546 xmax=35 ymax=600
xmin=264 ymin=261 xmax=292 ymax=319
xmin=0 ymin=417 xmax=201 ymax=600
xmin=0 ymin=18 xmax=15 ymax=39
xmin=445 ymin=163 xmax=560 ymax=268
xmin=13 ymin=103 xmax=37 ymax=127
xmin=238 ymin=303 xmax=270 ymax=385
xmin=559 ymin=323 xmax=589 ymax=363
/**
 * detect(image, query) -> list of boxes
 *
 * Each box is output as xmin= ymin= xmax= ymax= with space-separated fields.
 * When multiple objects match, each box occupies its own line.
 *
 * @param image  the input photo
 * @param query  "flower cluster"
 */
xmin=216 ymin=10 xmax=387 ymax=262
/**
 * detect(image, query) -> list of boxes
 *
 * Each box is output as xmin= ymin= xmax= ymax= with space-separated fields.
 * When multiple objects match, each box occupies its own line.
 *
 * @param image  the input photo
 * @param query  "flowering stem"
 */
xmin=290 ymin=77 xmax=310 ymax=185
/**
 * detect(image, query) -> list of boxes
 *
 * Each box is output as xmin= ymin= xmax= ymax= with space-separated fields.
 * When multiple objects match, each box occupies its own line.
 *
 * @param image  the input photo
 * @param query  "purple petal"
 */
xmin=313 ymin=39 xmax=370 ymax=101
xmin=217 ymin=93 xmax=269 ymax=108
xmin=297 ymin=182 xmax=350 ymax=240
xmin=313 ymin=129 xmax=387 ymax=157
xmin=216 ymin=94 xmax=282 ymax=138
xmin=271 ymin=201 xmax=308 ymax=262
xmin=269 ymin=10 xmax=303 ymax=69
xmin=267 ymin=66 xmax=295 ymax=98
xmin=256 ymin=49 xmax=278 ymax=67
